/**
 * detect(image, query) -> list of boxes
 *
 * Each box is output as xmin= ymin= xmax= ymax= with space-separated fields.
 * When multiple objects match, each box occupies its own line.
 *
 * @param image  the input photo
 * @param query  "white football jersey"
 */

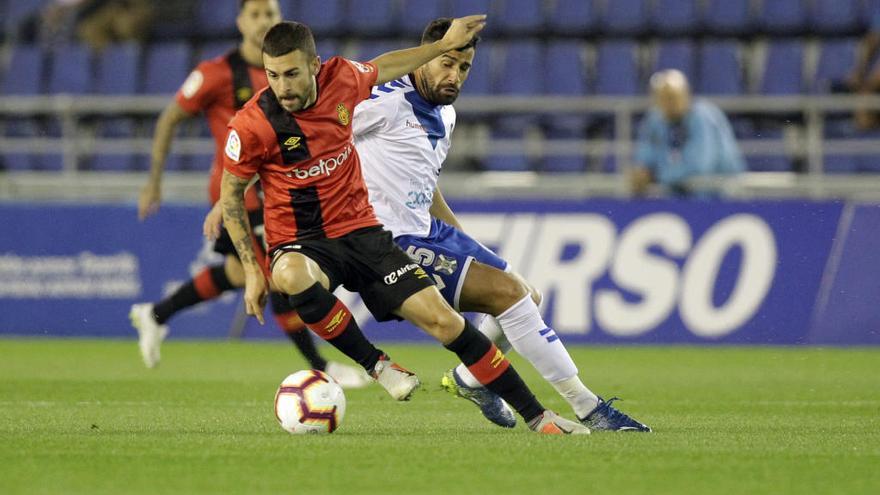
xmin=353 ymin=75 xmax=455 ymax=238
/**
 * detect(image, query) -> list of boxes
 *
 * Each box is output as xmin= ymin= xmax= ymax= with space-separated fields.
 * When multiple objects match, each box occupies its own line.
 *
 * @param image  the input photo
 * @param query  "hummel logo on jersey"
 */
xmin=384 ymin=263 xmax=421 ymax=285
xmin=286 ymin=144 xmax=352 ymax=180
xmin=284 ymin=136 xmax=301 ymax=150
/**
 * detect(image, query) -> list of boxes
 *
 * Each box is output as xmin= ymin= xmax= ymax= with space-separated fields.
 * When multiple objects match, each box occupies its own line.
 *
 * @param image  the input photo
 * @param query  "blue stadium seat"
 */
xmin=496 ymin=0 xmax=545 ymax=35
xmin=541 ymin=36 xmax=589 ymax=180
xmin=96 ymin=43 xmax=140 ymax=95
xmin=293 ymin=0 xmax=343 ymax=35
xmin=814 ymin=39 xmax=858 ymax=93
xmin=758 ymin=0 xmax=807 ymax=34
xmin=702 ymin=0 xmax=752 ymax=35
xmin=596 ymin=41 xmax=640 ymax=95
xmin=195 ymin=0 xmax=238 ymax=36
xmin=810 ymin=0 xmax=861 ymax=34
xmin=4 ymin=0 xmax=49 ymax=32
xmin=603 ymin=0 xmax=649 ymax=35
xmin=185 ymin=153 xmax=213 ymax=172
xmin=497 ymin=41 xmax=542 ymax=95
xmin=350 ymin=40 xmax=409 ymax=63
xmin=547 ymin=0 xmax=596 ymax=35
xmin=316 ymin=41 xmax=339 ymax=62
xmin=0 ymin=119 xmax=42 ymax=171
xmin=197 ymin=42 xmax=233 ymax=61
xmin=2 ymin=45 xmax=44 ymax=95
xmin=760 ymin=41 xmax=804 ymax=94
xmin=89 ymin=118 xmax=137 ymax=171
xmin=142 ymin=42 xmax=192 ymax=94
xmin=824 ymin=155 xmax=859 ymax=174
xmin=462 ymin=44 xmax=492 ymax=94
xmin=48 ymin=45 xmax=92 ymax=94
xmin=346 ymin=0 xmax=396 ymax=35
xmin=545 ymin=41 xmax=588 ymax=95
xmin=399 ymin=0 xmax=450 ymax=37
xmin=451 ymin=0 xmax=496 ymax=36
xmin=652 ymin=0 xmax=699 ymax=36
xmin=651 ymin=40 xmax=696 ymax=84
xmin=698 ymin=41 xmax=743 ymax=95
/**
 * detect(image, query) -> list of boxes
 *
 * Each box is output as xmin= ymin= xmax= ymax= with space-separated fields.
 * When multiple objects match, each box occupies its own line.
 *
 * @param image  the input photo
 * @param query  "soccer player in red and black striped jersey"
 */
xmin=130 ymin=0 xmax=368 ymax=388
xmin=221 ymin=18 xmax=588 ymax=434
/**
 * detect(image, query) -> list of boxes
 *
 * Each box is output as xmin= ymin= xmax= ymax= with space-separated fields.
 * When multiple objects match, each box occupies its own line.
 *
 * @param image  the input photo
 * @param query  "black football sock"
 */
xmin=270 ymin=291 xmax=327 ymax=370
xmin=153 ymin=265 xmax=234 ymax=324
xmin=288 ymin=283 xmax=383 ymax=372
xmin=444 ymin=319 xmax=545 ymax=423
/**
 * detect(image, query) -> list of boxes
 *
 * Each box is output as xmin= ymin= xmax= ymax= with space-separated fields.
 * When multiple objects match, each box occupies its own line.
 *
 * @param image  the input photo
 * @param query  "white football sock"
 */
xmin=552 ymin=376 xmax=599 ymax=419
xmin=498 ymin=294 xmax=599 ymax=415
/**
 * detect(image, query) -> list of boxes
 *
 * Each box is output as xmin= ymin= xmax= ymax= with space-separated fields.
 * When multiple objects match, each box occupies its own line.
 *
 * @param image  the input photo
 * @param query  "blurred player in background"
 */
xmin=130 ymin=0 xmax=369 ymax=387
xmin=353 ymin=18 xmax=650 ymax=431
xmin=630 ymin=69 xmax=744 ymax=198
xmin=221 ymin=18 xmax=588 ymax=434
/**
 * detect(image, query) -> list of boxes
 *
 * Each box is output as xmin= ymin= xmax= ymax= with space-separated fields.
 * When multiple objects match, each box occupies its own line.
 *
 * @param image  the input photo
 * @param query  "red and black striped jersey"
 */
xmin=176 ymin=48 xmax=265 ymax=210
xmin=223 ymin=57 xmax=381 ymax=250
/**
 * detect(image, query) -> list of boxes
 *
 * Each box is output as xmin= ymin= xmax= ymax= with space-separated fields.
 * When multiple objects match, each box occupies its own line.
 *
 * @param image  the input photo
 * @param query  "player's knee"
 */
xmin=272 ymin=266 xmax=311 ymax=295
xmin=420 ymin=309 xmax=464 ymax=344
xmin=489 ymin=275 xmax=529 ymax=314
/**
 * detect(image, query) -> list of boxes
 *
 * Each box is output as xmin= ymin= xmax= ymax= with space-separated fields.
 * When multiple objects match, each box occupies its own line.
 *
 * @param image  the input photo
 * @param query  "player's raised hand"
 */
xmin=138 ymin=183 xmax=161 ymax=221
xmin=203 ymin=202 xmax=223 ymax=240
xmin=244 ymin=269 xmax=268 ymax=325
xmin=441 ymin=14 xmax=486 ymax=51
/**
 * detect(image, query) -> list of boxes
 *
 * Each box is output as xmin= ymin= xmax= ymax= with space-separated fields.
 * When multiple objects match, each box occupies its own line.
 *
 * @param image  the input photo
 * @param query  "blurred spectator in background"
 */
xmin=18 ymin=0 xmax=153 ymax=51
xmin=847 ymin=9 xmax=880 ymax=129
xmin=630 ymin=69 xmax=745 ymax=198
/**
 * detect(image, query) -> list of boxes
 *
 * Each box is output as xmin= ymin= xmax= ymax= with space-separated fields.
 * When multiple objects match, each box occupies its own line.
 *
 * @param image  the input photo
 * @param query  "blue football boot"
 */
xmin=441 ymin=368 xmax=516 ymax=428
xmin=580 ymin=397 xmax=652 ymax=432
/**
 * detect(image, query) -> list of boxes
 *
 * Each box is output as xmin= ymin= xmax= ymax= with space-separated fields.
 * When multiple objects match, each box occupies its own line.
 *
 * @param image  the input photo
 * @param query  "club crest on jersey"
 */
xmin=225 ymin=130 xmax=241 ymax=162
xmin=336 ymin=103 xmax=350 ymax=126
xmin=284 ymin=136 xmax=301 ymax=150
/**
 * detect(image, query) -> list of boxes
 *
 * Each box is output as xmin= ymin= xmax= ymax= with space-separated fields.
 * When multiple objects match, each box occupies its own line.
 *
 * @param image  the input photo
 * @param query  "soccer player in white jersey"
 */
xmin=353 ymin=18 xmax=650 ymax=431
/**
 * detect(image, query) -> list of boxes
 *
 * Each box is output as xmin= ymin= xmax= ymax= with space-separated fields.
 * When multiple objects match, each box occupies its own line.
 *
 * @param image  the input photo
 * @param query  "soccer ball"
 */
xmin=274 ymin=369 xmax=346 ymax=434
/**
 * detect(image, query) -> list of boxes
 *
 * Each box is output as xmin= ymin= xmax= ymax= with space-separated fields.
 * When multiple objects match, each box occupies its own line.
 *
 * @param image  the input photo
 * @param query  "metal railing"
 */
xmin=3 ymin=94 xmax=880 ymax=200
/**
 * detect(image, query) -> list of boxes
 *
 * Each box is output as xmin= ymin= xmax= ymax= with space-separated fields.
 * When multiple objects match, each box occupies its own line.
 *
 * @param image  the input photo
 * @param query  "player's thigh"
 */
xmin=394 ymin=285 xmax=464 ymax=345
xmin=271 ymin=251 xmax=331 ymax=295
xmin=223 ymin=254 xmax=246 ymax=287
xmin=458 ymin=261 xmax=528 ymax=315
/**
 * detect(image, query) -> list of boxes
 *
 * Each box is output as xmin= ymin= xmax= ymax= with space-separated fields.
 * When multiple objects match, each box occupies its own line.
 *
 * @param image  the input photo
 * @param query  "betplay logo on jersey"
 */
xmin=225 ymin=130 xmax=241 ymax=162
xmin=286 ymin=144 xmax=352 ymax=180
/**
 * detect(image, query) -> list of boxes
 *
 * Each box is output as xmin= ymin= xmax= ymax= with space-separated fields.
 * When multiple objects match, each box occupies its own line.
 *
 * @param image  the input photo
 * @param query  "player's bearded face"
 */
xmin=237 ymin=0 xmax=282 ymax=49
xmin=419 ymin=49 xmax=475 ymax=105
xmin=264 ymin=50 xmax=320 ymax=112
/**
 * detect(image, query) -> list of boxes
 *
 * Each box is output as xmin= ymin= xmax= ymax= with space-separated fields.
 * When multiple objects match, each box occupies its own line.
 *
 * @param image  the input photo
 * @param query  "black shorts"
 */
xmin=214 ymin=209 xmax=266 ymax=258
xmin=269 ymin=226 xmax=434 ymax=322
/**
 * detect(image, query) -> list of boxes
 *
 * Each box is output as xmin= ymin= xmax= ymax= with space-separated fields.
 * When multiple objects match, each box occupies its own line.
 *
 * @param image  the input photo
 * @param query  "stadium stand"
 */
xmin=2 ymin=0 xmax=880 ymax=176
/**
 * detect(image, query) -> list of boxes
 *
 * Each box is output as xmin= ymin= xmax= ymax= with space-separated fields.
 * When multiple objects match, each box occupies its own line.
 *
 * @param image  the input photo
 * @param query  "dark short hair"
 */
xmin=420 ymin=18 xmax=480 ymax=50
xmin=262 ymin=21 xmax=316 ymax=58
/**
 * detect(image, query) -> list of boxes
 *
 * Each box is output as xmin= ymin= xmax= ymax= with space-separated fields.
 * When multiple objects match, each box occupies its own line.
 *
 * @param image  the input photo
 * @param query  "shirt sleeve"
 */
xmin=352 ymin=98 xmax=390 ymax=137
xmin=341 ymin=58 xmax=380 ymax=103
xmin=175 ymin=61 xmax=221 ymax=115
xmin=222 ymin=118 xmax=264 ymax=180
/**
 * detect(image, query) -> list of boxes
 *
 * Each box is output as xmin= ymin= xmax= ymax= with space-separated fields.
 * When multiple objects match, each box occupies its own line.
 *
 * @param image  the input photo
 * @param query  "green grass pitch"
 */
xmin=1 ymin=338 xmax=878 ymax=495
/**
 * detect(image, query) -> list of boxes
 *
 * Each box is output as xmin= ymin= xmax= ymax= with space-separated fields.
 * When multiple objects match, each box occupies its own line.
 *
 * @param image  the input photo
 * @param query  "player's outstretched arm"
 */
xmin=370 ymin=14 xmax=486 ymax=85
xmin=138 ymin=101 xmax=192 ymax=220
xmin=428 ymin=187 xmax=465 ymax=231
xmin=220 ymin=169 xmax=267 ymax=323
